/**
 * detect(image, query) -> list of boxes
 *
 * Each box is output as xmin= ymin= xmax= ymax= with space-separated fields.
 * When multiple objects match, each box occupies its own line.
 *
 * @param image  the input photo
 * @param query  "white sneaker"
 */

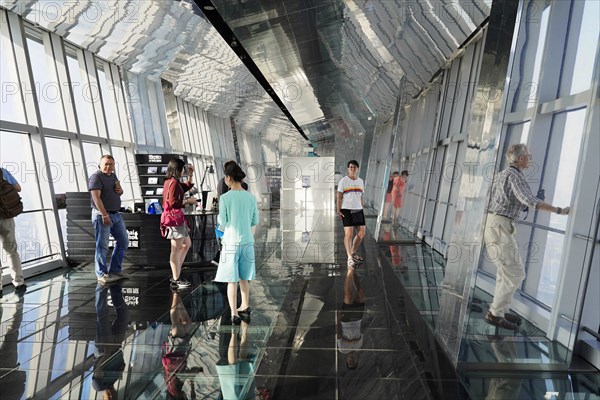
xmin=347 ymin=258 xmax=356 ymax=267
xmin=170 ymin=278 xmax=192 ymax=289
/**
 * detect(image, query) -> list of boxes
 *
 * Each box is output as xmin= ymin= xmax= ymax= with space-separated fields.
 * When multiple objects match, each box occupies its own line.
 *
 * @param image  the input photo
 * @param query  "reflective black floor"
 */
xmin=1 ymin=210 xmax=597 ymax=399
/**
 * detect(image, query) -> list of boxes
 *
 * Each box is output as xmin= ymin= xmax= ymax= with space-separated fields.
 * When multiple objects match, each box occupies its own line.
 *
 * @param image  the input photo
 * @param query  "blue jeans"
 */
xmin=92 ymin=209 xmax=128 ymax=278
xmin=95 ymin=282 xmax=129 ymax=357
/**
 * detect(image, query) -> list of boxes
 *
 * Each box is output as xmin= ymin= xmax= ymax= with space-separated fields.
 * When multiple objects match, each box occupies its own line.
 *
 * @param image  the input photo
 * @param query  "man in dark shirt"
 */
xmin=89 ymin=155 xmax=129 ymax=284
xmin=484 ymin=144 xmax=570 ymax=330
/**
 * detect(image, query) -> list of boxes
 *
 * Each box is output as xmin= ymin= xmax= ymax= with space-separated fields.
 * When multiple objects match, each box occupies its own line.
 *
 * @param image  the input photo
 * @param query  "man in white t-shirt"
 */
xmin=336 ymin=160 xmax=366 ymax=268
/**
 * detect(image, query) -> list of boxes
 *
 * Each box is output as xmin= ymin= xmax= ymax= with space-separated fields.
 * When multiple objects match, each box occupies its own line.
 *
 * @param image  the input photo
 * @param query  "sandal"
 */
xmin=504 ymin=312 xmax=522 ymax=326
xmin=238 ymin=307 xmax=251 ymax=316
xmin=352 ymin=253 xmax=364 ymax=262
xmin=485 ymin=312 xmax=518 ymax=330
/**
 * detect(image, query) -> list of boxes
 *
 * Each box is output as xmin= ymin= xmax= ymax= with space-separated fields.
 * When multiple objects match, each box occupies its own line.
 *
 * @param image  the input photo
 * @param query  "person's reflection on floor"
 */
xmin=216 ymin=319 xmax=256 ymax=399
xmin=382 ymin=222 xmax=395 ymax=241
xmin=337 ymin=266 xmax=365 ymax=370
xmin=382 ymin=225 xmax=406 ymax=272
xmin=0 ymin=295 xmax=26 ymax=399
xmin=486 ymin=337 xmax=521 ymax=400
xmin=381 ymin=224 xmax=398 ymax=267
xmin=390 ymin=245 xmax=403 ymax=269
xmin=162 ymin=291 xmax=200 ymax=400
xmin=382 ymin=171 xmax=399 ymax=222
xmin=93 ymin=282 xmax=129 ymax=399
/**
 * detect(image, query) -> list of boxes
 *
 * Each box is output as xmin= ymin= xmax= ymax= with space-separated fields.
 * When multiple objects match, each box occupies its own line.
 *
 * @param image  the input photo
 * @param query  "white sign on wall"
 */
xmin=302 ymin=175 xmax=311 ymax=188
xmin=109 ymin=227 xmax=140 ymax=249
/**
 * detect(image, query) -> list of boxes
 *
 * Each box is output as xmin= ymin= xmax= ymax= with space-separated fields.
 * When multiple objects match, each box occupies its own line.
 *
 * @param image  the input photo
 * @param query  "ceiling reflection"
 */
xmin=206 ymin=0 xmax=491 ymax=154
xmin=1 ymin=0 xmax=491 ymax=156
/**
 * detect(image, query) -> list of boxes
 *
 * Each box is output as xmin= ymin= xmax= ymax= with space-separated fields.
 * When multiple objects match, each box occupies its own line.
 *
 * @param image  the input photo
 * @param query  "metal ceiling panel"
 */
xmin=1 ymin=0 xmax=306 ymax=150
xmin=207 ymin=0 xmax=491 ymax=155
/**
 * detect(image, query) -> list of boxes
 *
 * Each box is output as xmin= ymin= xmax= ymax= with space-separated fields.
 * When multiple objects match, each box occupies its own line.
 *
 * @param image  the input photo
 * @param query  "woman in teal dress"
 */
xmin=214 ymin=163 xmax=259 ymax=325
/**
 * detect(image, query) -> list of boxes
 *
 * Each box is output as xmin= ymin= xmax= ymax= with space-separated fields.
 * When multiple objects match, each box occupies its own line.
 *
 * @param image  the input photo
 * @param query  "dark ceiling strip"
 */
xmin=459 ymin=17 xmax=490 ymax=50
xmin=193 ymin=0 xmax=310 ymax=142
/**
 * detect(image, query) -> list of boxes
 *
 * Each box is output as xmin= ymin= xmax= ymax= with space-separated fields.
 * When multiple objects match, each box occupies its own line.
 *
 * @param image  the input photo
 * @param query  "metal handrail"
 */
xmin=581 ymin=326 xmax=600 ymax=341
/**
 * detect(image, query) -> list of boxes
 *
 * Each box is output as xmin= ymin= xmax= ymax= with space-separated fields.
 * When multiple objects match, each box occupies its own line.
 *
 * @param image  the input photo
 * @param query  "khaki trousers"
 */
xmin=0 ymin=217 xmax=24 ymax=290
xmin=483 ymin=214 xmax=525 ymax=317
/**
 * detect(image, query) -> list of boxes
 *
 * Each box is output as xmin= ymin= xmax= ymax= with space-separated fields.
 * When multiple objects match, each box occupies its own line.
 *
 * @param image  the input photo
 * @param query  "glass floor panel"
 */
xmin=460 ymin=373 xmax=600 ymax=400
xmin=376 ymin=228 xmax=590 ymax=373
xmin=1 ymin=210 xmax=596 ymax=399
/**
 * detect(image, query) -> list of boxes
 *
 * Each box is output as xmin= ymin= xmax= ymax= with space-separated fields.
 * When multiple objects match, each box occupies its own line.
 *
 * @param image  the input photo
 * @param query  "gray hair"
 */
xmin=506 ymin=144 xmax=528 ymax=164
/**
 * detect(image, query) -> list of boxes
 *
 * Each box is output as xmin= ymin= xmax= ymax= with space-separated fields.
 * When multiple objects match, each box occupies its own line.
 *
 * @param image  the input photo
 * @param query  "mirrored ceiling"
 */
xmin=199 ymin=0 xmax=491 ymax=154
xmin=2 ymin=0 xmax=491 ymax=156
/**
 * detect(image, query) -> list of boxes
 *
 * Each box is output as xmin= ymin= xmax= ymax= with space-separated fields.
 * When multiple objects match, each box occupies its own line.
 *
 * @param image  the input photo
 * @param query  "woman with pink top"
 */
xmin=391 ymin=170 xmax=409 ymax=227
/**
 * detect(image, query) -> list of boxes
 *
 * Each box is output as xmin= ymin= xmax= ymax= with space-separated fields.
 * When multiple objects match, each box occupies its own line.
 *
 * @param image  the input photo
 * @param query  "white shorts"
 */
xmin=166 ymin=225 xmax=189 ymax=240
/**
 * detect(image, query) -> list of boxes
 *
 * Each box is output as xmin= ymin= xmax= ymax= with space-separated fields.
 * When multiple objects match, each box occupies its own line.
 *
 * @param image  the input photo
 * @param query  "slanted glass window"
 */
xmin=544 ymin=108 xmax=587 ymax=231
xmin=0 ymin=130 xmax=53 ymax=263
xmin=146 ymin=80 xmax=165 ymax=147
xmin=0 ymin=15 xmax=26 ymax=124
xmin=14 ymin=211 xmax=56 ymax=263
xmin=178 ymin=98 xmax=192 ymax=152
xmin=120 ymin=77 xmax=134 ymax=143
xmin=510 ymin=0 xmax=552 ymax=112
xmin=110 ymin=146 xmax=135 ymax=208
xmin=65 ymin=47 xmax=97 ymax=136
xmin=558 ymin=0 xmax=599 ymax=96
xmin=190 ymin=105 xmax=203 ymax=154
xmin=82 ymin=141 xmax=104 ymax=178
xmin=25 ymin=31 xmax=66 ymax=131
xmin=45 ymin=137 xmax=79 ymax=194
xmin=186 ymin=102 xmax=200 ymax=154
xmin=125 ymin=147 xmax=141 ymax=200
xmin=96 ymin=61 xmax=123 ymax=141
xmin=0 ymin=130 xmax=41 ymax=211
xmin=199 ymin=109 xmax=212 ymax=156
xmin=45 ymin=137 xmax=79 ymax=244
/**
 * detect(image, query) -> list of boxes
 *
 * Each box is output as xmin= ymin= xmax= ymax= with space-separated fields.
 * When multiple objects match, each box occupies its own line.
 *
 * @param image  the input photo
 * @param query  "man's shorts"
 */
xmin=341 ymin=209 xmax=365 ymax=227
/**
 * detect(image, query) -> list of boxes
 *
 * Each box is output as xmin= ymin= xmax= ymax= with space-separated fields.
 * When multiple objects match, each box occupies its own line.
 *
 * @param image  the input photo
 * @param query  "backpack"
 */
xmin=0 ymin=171 xmax=23 ymax=218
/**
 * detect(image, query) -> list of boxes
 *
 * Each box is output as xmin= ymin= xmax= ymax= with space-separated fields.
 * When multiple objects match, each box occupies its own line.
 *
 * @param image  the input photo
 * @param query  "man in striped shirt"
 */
xmin=484 ymin=144 xmax=570 ymax=330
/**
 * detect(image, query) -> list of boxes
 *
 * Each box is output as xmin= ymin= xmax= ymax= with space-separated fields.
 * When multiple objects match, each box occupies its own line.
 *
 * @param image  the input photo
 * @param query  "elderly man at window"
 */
xmin=484 ymin=143 xmax=571 ymax=330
